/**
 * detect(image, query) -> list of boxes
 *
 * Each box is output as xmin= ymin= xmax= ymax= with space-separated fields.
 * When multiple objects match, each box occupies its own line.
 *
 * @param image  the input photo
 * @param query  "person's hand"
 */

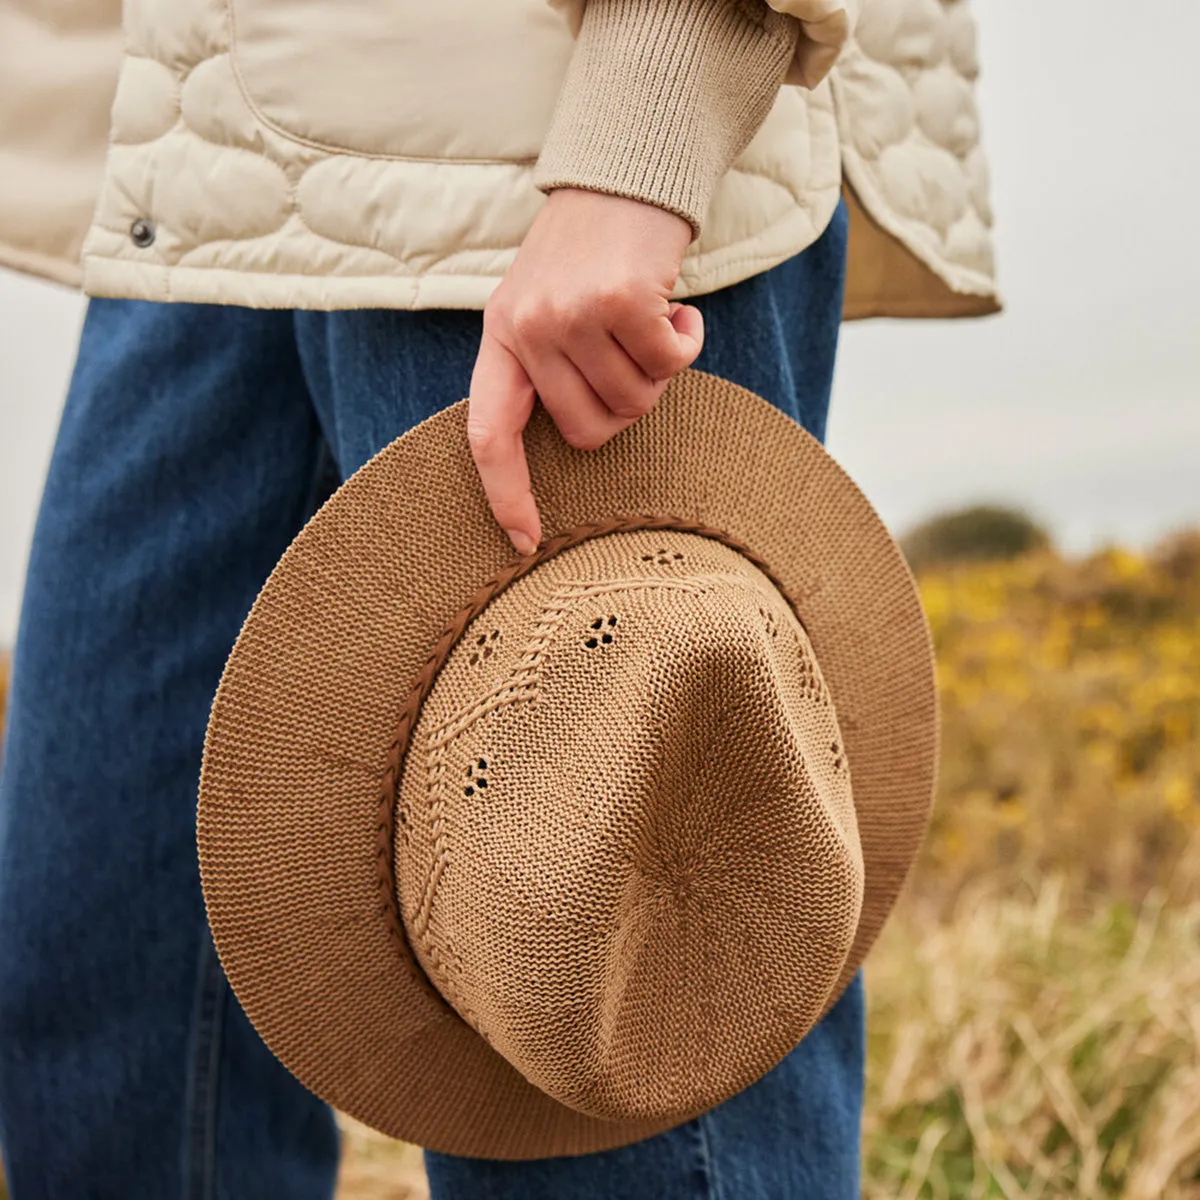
xmin=468 ymin=188 xmax=705 ymax=555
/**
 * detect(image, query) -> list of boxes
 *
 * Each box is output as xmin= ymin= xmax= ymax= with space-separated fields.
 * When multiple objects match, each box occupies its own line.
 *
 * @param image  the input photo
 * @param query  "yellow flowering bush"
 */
xmin=917 ymin=534 xmax=1200 ymax=907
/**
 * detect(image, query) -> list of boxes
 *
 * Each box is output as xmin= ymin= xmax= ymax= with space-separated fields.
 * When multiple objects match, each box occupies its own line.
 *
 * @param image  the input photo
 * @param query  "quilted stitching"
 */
xmin=836 ymin=0 xmax=994 ymax=292
xmin=79 ymin=0 xmax=994 ymax=309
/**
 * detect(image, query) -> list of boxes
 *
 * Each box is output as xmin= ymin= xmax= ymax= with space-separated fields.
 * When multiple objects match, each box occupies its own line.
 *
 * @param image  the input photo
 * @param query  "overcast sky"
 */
xmin=1 ymin=0 xmax=1198 ymax=645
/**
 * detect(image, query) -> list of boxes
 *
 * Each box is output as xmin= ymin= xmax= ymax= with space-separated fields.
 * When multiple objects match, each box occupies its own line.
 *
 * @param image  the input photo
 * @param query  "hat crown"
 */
xmin=394 ymin=530 xmax=864 ymax=1123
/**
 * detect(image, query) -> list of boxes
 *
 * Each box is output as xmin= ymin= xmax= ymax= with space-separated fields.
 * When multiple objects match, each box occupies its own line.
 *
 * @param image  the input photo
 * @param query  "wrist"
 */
xmin=542 ymin=187 xmax=693 ymax=257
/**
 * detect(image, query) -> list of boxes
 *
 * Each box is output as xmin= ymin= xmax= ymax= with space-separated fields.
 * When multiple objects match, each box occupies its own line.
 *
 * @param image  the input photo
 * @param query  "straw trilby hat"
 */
xmin=197 ymin=369 xmax=936 ymax=1160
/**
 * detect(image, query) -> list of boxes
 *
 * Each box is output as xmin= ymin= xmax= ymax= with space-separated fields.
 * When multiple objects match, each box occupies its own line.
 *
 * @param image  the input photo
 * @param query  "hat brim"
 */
xmin=197 ymin=369 xmax=936 ymax=1159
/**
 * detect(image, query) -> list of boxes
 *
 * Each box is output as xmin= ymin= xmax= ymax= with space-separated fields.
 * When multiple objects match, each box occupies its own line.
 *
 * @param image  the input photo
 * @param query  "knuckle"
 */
xmin=466 ymin=418 xmax=502 ymax=458
xmin=482 ymin=284 xmax=518 ymax=330
xmin=645 ymin=344 xmax=684 ymax=383
xmin=593 ymin=283 xmax=636 ymax=320
xmin=481 ymin=302 xmax=507 ymax=337
xmin=560 ymin=301 xmax=594 ymax=339
xmin=510 ymin=298 xmax=555 ymax=342
xmin=608 ymin=387 xmax=658 ymax=420
xmin=560 ymin=423 xmax=606 ymax=452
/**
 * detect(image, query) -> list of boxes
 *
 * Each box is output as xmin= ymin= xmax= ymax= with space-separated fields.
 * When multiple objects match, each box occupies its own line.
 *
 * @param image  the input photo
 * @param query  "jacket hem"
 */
xmin=82 ymin=193 xmax=838 ymax=311
xmin=83 ymin=257 xmax=501 ymax=310
xmin=839 ymin=149 xmax=997 ymax=303
xmin=843 ymin=293 xmax=1001 ymax=321
xmin=840 ymin=181 xmax=1002 ymax=320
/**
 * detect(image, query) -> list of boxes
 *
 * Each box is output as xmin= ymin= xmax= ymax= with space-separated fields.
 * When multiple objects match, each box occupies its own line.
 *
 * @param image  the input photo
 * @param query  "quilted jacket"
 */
xmin=0 ymin=0 xmax=998 ymax=319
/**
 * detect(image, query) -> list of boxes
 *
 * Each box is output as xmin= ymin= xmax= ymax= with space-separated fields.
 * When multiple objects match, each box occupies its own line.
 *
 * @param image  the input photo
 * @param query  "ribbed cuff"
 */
xmin=533 ymin=0 xmax=800 ymax=240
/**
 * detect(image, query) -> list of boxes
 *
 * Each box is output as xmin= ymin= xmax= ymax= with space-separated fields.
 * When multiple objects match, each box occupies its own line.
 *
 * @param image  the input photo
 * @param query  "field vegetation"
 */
xmin=2 ymin=517 xmax=1197 ymax=1198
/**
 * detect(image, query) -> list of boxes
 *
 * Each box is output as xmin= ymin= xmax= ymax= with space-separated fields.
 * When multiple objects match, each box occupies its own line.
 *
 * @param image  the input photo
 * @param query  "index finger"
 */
xmin=467 ymin=332 xmax=543 ymax=556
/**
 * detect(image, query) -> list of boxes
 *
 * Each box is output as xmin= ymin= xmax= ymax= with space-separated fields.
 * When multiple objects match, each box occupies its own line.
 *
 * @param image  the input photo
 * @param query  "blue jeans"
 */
xmin=0 ymin=200 xmax=862 ymax=1200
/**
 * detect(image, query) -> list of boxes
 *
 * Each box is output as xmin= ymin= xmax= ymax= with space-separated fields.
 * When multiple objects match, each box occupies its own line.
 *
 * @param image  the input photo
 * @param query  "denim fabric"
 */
xmin=0 ymin=200 xmax=859 ymax=1200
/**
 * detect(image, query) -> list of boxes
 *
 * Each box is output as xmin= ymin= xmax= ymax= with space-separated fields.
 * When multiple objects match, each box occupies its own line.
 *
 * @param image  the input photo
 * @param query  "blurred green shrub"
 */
xmin=902 ymin=505 xmax=1051 ymax=573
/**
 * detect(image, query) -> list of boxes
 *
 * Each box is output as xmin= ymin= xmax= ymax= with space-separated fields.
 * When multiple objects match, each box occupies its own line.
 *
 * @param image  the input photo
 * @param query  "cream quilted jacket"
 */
xmin=0 ymin=0 xmax=998 ymax=319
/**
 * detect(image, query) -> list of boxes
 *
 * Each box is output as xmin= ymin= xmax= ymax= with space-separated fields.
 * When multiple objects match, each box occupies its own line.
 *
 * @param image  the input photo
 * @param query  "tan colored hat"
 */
xmin=197 ymin=368 xmax=936 ymax=1160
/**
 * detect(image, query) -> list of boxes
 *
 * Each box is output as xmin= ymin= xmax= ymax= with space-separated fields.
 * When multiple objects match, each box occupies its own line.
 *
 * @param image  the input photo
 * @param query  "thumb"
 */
xmin=667 ymin=302 xmax=705 ymax=368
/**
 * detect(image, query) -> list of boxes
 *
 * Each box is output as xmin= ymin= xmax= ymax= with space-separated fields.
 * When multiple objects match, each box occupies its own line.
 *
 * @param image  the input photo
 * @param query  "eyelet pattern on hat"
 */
xmin=389 ymin=527 xmax=862 ymax=1124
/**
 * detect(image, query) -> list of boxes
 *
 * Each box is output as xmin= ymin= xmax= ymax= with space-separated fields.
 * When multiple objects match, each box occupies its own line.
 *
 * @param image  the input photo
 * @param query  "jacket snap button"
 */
xmin=129 ymin=219 xmax=156 ymax=249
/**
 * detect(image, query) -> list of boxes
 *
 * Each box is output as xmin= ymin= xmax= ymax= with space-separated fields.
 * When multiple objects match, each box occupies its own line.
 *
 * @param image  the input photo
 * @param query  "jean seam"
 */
xmin=182 ymin=934 xmax=227 ymax=1200
xmin=689 ymin=1113 xmax=723 ymax=1200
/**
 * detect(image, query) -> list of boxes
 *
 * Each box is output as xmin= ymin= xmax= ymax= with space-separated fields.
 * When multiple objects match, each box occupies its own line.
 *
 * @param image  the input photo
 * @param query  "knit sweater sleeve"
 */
xmin=532 ymin=0 xmax=802 ymax=241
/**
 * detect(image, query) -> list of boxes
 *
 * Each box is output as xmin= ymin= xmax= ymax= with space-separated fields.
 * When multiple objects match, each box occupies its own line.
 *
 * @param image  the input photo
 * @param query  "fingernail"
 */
xmin=506 ymin=529 xmax=537 ymax=556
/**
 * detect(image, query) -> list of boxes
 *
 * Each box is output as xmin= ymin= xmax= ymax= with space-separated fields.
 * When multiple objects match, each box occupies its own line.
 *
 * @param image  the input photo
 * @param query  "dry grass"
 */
xmin=336 ymin=1122 xmax=428 ymax=1200
xmin=864 ymin=877 xmax=1200 ymax=1199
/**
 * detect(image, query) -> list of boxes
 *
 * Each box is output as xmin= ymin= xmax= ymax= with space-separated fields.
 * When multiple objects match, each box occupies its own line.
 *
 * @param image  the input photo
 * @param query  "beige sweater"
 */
xmin=538 ymin=0 xmax=848 ymax=236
